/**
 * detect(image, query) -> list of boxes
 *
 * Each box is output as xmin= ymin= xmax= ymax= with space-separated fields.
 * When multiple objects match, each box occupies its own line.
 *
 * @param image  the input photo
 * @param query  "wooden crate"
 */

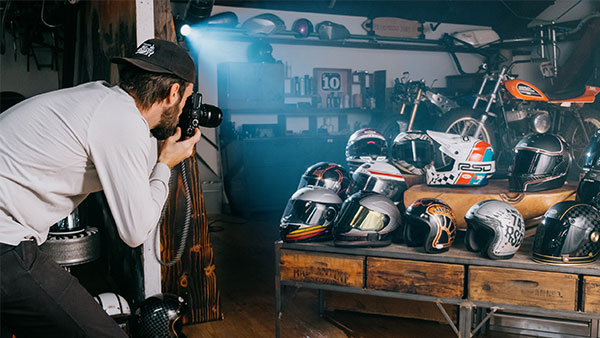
xmin=324 ymin=292 xmax=458 ymax=324
xmin=469 ymin=266 xmax=578 ymax=311
xmin=366 ymin=257 xmax=464 ymax=298
xmin=582 ymin=276 xmax=600 ymax=313
xmin=279 ymin=249 xmax=364 ymax=288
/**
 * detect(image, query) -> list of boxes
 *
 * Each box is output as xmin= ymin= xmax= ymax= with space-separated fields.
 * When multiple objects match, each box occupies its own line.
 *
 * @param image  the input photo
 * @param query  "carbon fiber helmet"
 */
xmin=130 ymin=293 xmax=187 ymax=338
xmin=577 ymin=170 xmax=600 ymax=209
xmin=532 ymin=201 xmax=600 ymax=265
xmin=333 ymin=191 xmax=401 ymax=247
xmin=509 ymin=133 xmax=571 ymax=192
xmin=345 ymin=128 xmax=388 ymax=174
xmin=465 ymin=200 xmax=525 ymax=260
xmin=391 ymin=131 xmax=435 ymax=175
xmin=404 ymin=198 xmax=457 ymax=253
xmin=348 ymin=161 xmax=407 ymax=207
xmin=425 ymin=131 xmax=495 ymax=186
xmin=280 ymin=186 xmax=343 ymax=242
xmin=297 ymin=162 xmax=350 ymax=199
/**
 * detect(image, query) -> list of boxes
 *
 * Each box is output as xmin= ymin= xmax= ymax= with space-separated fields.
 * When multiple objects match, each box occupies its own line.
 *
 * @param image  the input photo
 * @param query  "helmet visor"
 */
xmin=281 ymin=199 xmax=335 ymax=226
xmin=512 ymin=150 xmax=562 ymax=176
xmin=349 ymin=139 xmax=387 ymax=159
xmin=392 ymin=139 xmax=434 ymax=168
xmin=337 ymin=203 xmax=390 ymax=232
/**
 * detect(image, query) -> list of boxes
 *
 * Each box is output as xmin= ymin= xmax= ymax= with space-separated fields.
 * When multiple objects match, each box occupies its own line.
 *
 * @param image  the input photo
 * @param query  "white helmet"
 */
xmin=345 ymin=128 xmax=388 ymax=174
xmin=465 ymin=200 xmax=525 ymax=260
xmin=348 ymin=161 xmax=407 ymax=206
xmin=94 ymin=292 xmax=131 ymax=327
xmin=425 ymin=130 xmax=495 ymax=185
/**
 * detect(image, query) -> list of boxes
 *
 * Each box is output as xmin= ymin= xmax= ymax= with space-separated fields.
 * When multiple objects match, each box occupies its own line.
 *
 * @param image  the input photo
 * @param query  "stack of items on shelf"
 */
xmin=278 ymin=126 xmax=600 ymax=265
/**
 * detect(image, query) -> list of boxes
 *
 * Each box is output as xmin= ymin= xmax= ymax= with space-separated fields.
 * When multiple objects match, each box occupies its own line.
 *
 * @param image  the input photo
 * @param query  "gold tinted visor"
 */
xmin=349 ymin=206 xmax=388 ymax=231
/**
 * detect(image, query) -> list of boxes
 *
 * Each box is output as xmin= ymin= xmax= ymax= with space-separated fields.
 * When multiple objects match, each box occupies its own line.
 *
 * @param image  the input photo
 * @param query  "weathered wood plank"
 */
xmin=583 ymin=276 xmax=600 ymax=313
xmin=280 ymin=249 xmax=364 ymax=288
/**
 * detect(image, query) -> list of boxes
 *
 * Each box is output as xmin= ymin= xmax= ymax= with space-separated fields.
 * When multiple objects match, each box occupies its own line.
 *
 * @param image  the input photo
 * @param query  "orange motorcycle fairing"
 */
xmin=548 ymin=86 xmax=600 ymax=104
xmin=504 ymin=79 xmax=548 ymax=102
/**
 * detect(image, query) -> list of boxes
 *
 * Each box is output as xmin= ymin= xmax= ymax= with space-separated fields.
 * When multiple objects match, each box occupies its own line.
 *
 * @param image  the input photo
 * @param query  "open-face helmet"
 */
xmin=130 ymin=293 xmax=187 ymax=338
xmin=425 ymin=130 xmax=495 ymax=186
xmin=297 ymin=162 xmax=350 ymax=199
xmin=577 ymin=170 xmax=600 ymax=209
xmin=509 ymin=133 xmax=570 ymax=192
xmin=333 ymin=191 xmax=401 ymax=247
xmin=94 ymin=293 xmax=131 ymax=329
xmin=348 ymin=161 xmax=407 ymax=207
xmin=345 ymin=128 xmax=388 ymax=174
xmin=532 ymin=201 xmax=600 ymax=265
xmin=465 ymin=200 xmax=525 ymax=260
xmin=404 ymin=198 xmax=457 ymax=253
xmin=280 ymin=186 xmax=343 ymax=242
xmin=391 ymin=131 xmax=435 ymax=175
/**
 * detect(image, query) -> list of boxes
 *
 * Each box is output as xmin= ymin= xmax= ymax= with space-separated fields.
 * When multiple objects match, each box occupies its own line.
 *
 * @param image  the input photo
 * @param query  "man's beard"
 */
xmin=151 ymin=102 xmax=181 ymax=140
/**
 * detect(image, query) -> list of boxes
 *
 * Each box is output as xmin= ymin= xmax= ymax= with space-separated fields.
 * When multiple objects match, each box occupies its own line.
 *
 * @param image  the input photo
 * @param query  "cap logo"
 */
xmin=135 ymin=43 xmax=155 ymax=57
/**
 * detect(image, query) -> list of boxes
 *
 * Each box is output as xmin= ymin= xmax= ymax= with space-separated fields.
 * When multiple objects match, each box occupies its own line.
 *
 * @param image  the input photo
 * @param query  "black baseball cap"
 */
xmin=111 ymin=39 xmax=196 ymax=83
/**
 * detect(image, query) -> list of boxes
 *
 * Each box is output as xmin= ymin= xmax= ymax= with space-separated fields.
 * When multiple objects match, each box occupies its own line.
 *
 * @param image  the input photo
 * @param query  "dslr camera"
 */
xmin=177 ymin=92 xmax=223 ymax=139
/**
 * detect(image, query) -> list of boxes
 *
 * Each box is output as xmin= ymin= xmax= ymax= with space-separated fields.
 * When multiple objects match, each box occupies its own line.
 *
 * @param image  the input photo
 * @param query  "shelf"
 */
xmin=224 ymin=106 xmax=382 ymax=115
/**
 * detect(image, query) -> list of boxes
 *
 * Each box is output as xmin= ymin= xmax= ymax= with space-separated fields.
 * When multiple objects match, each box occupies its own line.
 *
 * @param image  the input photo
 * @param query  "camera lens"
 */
xmin=199 ymin=104 xmax=223 ymax=128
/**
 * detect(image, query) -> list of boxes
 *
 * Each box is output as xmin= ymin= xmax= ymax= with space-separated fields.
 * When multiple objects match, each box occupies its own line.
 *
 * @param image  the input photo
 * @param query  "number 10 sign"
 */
xmin=313 ymin=68 xmax=352 ymax=109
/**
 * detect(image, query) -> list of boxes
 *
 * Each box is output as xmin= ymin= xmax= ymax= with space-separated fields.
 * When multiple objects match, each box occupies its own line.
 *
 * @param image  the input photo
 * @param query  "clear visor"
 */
xmin=281 ymin=199 xmax=336 ymax=227
xmin=350 ymin=174 xmax=404 ymax=203
xmin=392 ymin=139 xmax=434 ymax=168
xmin=298 ymin=176 xmax=341 ymax=193
xmin=512 ymin=150 xmax=561 ymax=176
xmin=337 ymin=203 xmax=390 ymax=232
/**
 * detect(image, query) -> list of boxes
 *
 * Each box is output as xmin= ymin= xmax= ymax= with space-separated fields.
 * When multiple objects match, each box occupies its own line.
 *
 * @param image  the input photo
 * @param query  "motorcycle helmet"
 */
xmin=345 ymin=128 xmax=388 ymax=174
xmin=297 ymin=162 xmax=350 ymax=199
xmin=292 ymin=18 xmax=314 ymax=38
xmin=348 ymin=161 xmax=407 ymax=206
xmin=583 ymin=129 xmax=600 ymax=172
xmin=425 ymin=130 xmax=495 ymax=186
xmin=242 ymin=13 xmax=286 ymax=35
xmin=333 ymin=191 xmax=401 ymax=247
xmin=404 ymin=198 xmax=457 ymax=253
xmin=280 ymin=186 xmax=343 ymax=242
xmin=94 ymin=292 xmax=131 ymax=328
xmin=577 ymin=170 xmax=600 ymax=209
xmin=316 ymin=21 xmax=350 ymax=40
xmin=532 ymin=201 xmax=600 ymax=265
xmin=509 ymin=133 xmax=571 ymax=192
xmin=130 ymin=293 xmax=187 ymax=338
xmin=391 ymin=131 xmax=435 ymax=175
xmin=464 ymin=200 xmax=525 ymax=260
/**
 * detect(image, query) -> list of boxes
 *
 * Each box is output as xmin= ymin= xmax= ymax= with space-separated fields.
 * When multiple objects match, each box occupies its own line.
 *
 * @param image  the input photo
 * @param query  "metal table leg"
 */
xmin=459 ymin=301 xmax=475 ymax=338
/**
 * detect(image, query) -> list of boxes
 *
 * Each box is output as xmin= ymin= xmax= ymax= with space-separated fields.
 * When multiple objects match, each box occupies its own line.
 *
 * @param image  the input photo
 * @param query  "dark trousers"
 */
xmin=0 ymin=240 xmax=127 ymax=337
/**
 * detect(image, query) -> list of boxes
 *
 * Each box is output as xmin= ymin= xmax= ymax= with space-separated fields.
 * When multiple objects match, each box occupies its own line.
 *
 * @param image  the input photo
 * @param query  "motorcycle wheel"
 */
xmin=433 ymin=107 xmax=495 ymax=145
xmin=563 ymin=108 xmax=600 ymax=176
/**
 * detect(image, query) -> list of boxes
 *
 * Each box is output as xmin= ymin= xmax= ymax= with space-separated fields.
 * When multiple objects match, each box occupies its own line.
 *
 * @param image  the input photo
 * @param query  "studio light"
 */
xmin=180 ymin=24 xmax=191 ymax=37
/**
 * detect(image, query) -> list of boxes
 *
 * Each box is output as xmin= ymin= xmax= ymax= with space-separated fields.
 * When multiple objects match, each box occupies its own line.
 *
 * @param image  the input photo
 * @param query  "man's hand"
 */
xmin=158 ymin=127 xmax=202 ymax=169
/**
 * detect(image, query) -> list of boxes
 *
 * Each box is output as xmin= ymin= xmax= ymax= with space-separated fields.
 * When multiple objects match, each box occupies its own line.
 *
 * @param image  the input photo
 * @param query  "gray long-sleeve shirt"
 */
xmin=0 ymin=81 xmax=170 ymax=247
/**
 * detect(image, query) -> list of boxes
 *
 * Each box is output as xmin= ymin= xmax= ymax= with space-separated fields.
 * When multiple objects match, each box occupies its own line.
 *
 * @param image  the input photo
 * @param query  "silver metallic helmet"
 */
xmin=280 ymin=186 xmax=343 ymax=242
xmin=345 ymin=128 xmax=388 ymax=174
xmin=333 ymin=191 xmax=401 ymax=247
xmin=348 ymin=161 xmax=407 ymax=207
xmin=391 ymin=131 xmax=435 ymax=175
xmin=465 ymin=200 xmax=525 ymax=260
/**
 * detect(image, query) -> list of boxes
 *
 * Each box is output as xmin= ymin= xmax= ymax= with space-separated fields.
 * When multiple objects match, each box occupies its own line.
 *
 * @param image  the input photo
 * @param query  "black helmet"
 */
xmin=532 ymin=201 xmax=600 ymax=265
xmin=292 ymin=18 xmax=314 ymax=38
xmin=464 ymin=200 xmax=525 ymax=260
xmin=280 ymin=186 xmax=342 ymax=242
xmin=348 ymin=161 xmax=407 ymax=207
xmin=577 ymin=170 xmax=600 ymax=209
xmin=345 ymin=128 xmax=388 ymax=174
xmin=130 ymin=293 xmax=187 ymax=338
xmin=391 ymin=131 xmax=435 ymax=175
xmin=509 ymin=133 xmax=571 ymax=192
xmin=583 ymin=129 xmax=600 ymax=171
xmin=333 ymin=191 xmax=401 ymax=247
xmin=404 ymin=198 xmax=457 ymax=253
xmin=297 ymin=162 xmax=350 ymax=199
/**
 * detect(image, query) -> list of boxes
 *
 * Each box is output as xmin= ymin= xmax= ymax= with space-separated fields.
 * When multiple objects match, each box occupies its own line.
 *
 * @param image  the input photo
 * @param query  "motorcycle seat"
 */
xmin=544 ymin=85 xmax=586 ymax=101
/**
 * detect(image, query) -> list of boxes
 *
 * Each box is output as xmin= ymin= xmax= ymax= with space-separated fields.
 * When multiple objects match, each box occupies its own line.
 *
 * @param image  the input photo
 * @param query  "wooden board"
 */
xmin=583 ymin=276 xmax=600 ymax=313
xmin=469 ymin=266 xmax=578 ymax=310
xmin=324 ymin=292 xmax=457 ymax=324
xmin=280 ymin=249 xmax=364 ymax=288
xmin=366 ymin=257 xmax=464 ymax=298
xmin=404 ymin=179 xmax=576 ymax=230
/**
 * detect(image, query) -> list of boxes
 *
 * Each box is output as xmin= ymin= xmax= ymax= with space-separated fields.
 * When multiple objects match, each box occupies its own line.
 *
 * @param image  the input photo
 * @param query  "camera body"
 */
xmin=177 ymin=92 xmax=223 ymax=139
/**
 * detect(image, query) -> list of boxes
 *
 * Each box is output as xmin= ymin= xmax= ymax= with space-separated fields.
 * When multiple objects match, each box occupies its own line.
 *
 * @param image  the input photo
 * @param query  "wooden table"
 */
xmin=275 ymin=236 xmax=600 ymax=337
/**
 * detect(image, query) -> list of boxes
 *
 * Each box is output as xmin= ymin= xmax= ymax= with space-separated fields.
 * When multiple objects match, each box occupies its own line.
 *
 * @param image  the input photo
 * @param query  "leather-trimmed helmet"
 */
xmin=280 ymin=186 xmax=342 ymax=242
xmin=348 ymin=161 xmax=407 ymax=206
xmin=532 ymin=201 xmax=600 ymax=265
xmin=297 ymin=162 xmax=350 ymax=199
xmin=465 ymin=200 xmax=525 ymax=260
xmin=509 ymin=133 xmax=571 ymax=192
xmin=333 ymin=191 xmax=401 ymax=247
xmin=391 ymin=131 xmax=435 ymax=175
xmin=130 ymin=293 xmax=187 ymax=338
xmin=425 ymin=130 xmax=495 ymax=186
xmin=345 ymin=128 xmax=388 ymax=174
xmin=404 ymin=198 xmax=457 ymax=253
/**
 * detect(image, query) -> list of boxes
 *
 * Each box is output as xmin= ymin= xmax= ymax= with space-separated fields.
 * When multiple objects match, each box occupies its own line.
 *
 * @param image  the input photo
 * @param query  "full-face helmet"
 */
xmin=297 ymin=162 xmax=350 ymax=199
xmin=532 ymin=201 xmax=600 ymax=265
xmin=280 ymin=186 xmax=343 ymax=242
xmin=425 ymin=131 xmax=495 ymax=186
xmin=391 ymin=131 xmax=435 ymax=175
xmin=130 ymin=293 xmax=187 ymax=338
xmin=509 ymin=133 xmax=571 ymax=192
xmin=404 ymin=198 xmax=457 ymax=253
xmin=465 ymin=200 xmax=525 ymax=260
xmin=577 ymin=170 xmax=600 ymax=209
xmin=348 ymin=161 xmax=407 ymax=206
xmin=583 ymin=129 xmax=600 ymax=172
xmin=333 ymin=191 xmax=401 ymax=247
xmin=345 ymin=128 xmax=388 ymax=174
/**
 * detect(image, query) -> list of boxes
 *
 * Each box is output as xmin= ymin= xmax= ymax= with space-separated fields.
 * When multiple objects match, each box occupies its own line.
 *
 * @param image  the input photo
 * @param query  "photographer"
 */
xmin=0 ymin=39 xmax=200 ymax=336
